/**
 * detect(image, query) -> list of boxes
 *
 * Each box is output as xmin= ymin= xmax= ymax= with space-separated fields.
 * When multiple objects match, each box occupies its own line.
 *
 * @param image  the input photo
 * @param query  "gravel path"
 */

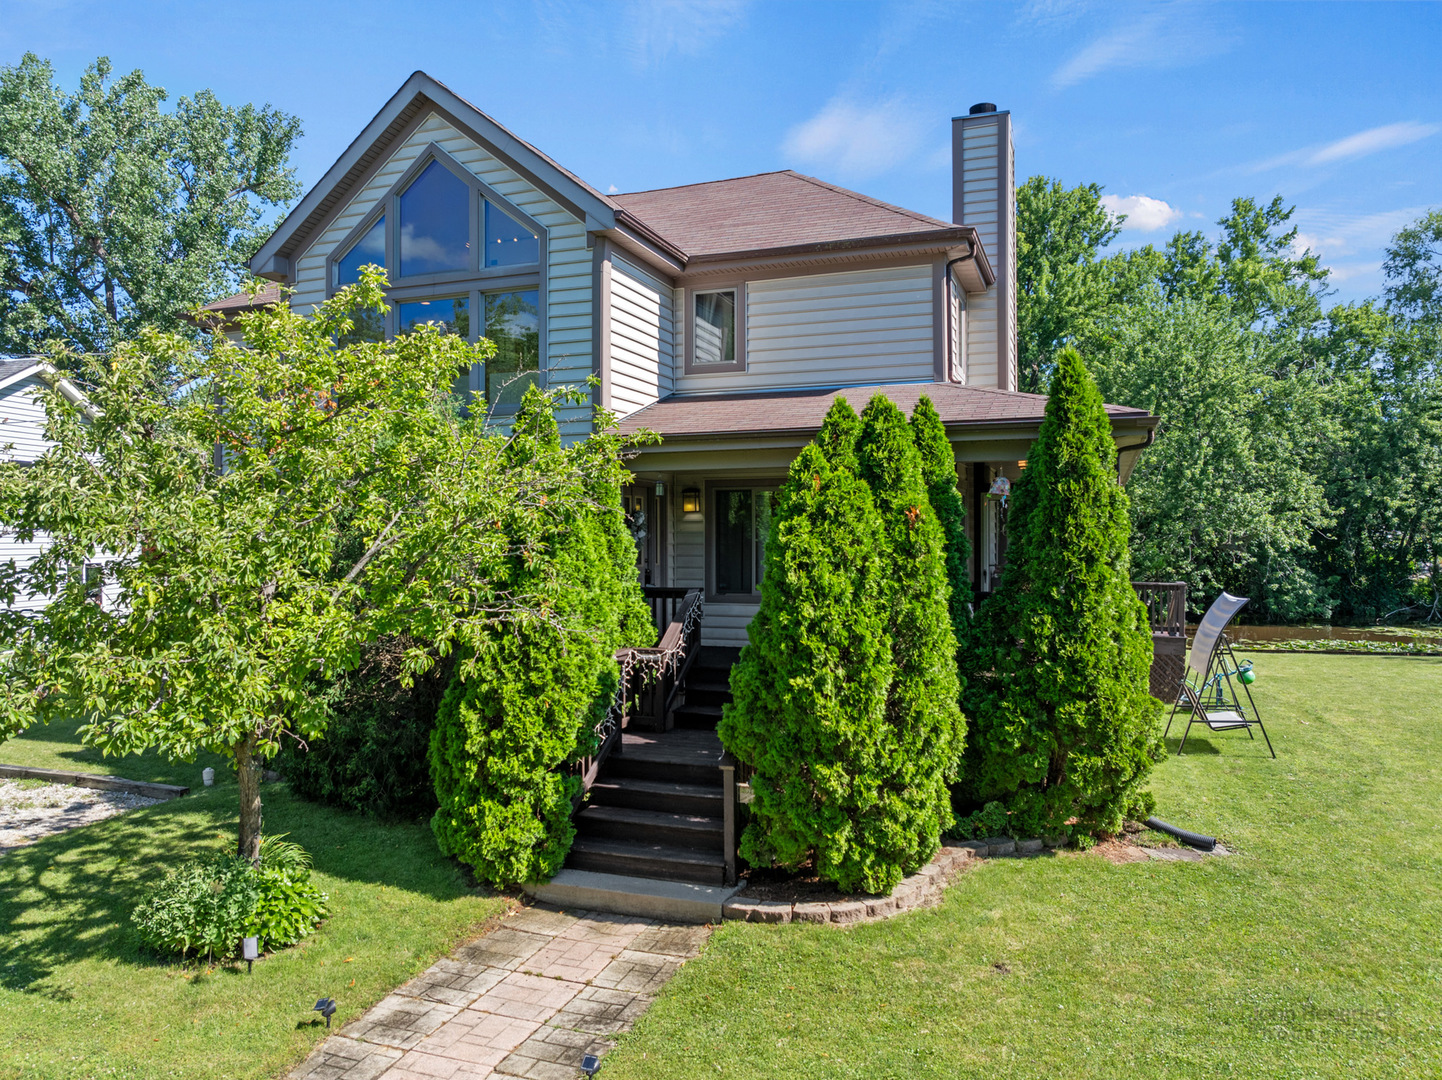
xmin=0 ymin=778 xmax=161 ymax=853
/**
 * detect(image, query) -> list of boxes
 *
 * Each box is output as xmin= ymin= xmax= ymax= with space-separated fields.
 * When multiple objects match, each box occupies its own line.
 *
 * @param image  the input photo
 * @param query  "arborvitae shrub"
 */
xmin=910 ymin=395 xmax=972 ymax=644
xmin=428 ymin=389 xmax=650 ymax=887
xmin=280 ymin=636 xmax=451 ymax=820
xmin=853 ymin=396 xmax=965 ymax=878
xmin=960 ymin=347 xmax=1164 ymax=838
xmin=719 ymin=402 xmax=897 ymax=893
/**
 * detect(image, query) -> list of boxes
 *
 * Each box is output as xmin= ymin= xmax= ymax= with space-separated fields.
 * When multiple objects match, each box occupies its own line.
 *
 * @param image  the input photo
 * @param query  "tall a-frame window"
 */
xmin=328 ymin=143 xmax=546 ymax=413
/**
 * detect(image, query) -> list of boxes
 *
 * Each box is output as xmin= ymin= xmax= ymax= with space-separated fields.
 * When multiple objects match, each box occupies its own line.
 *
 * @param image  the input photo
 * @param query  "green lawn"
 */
xmin=604 ymin=654 xmax=1442 ymax=1080
xmin=0 ymin=721 xmax=509 ymax=1080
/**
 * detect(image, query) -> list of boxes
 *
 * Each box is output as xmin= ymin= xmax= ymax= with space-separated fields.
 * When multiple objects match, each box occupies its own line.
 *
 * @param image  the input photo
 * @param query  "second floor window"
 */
xmin=694 ymin=290 xmax=736 ymax=366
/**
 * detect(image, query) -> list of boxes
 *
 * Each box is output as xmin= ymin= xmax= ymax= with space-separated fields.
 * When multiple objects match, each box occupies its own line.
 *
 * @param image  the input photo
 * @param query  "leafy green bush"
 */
xmin=945 ymin=801 xmax=1011 ymax=841
xmin=131 ymin=836 xmax=327 ymax=959
xmin=281 ymin=637 xmax=452 ymax=820
xmin=429 ymin=389 xmax=652 ymax=887
xmin=961 ymin=347 xmax=1164 ymax=839
xmin=253 ymin=834 xmax=329 ymax=949
xmin=132 ymin=854 xmax=260 ymax=960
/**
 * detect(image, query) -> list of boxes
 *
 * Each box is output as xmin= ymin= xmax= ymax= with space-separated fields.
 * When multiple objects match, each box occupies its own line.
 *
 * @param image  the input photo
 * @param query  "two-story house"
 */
xmin=225 ymin=71 xmax=1156 ymax=652
xmin=211 ymin=71 xmax=1159 ymax=898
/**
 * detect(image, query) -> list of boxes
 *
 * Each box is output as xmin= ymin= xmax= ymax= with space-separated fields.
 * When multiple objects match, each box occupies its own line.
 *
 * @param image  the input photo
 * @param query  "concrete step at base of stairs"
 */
xmin=524 ymin=868 xmax=745 ymax=923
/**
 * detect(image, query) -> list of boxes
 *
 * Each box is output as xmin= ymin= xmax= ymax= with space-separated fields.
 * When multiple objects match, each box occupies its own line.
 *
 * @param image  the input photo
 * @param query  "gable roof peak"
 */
xmin=248 ymin=70 xmax=619 ymax=280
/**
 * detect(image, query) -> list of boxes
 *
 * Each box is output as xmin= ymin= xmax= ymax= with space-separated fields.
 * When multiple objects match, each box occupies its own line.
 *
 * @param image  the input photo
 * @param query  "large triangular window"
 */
xmin=399 ymin=160 xmax=470 ymax=277
xmin=326 ymin=141 xmax=546 ymax=413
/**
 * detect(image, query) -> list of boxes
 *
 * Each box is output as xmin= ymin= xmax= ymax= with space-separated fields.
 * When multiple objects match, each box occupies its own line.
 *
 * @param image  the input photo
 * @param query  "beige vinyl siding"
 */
xmin=289 ymin=111 xmax=593 ymax=436
xmin=959 ymin=119 xmax=1002 ymax=389
xmin=674 ymin=264 xmax=934 ymax=394
xmin=965 ymin=289 xmax=999 ymax=388
xmin=608 ymin=253 xmax=674 ymax=418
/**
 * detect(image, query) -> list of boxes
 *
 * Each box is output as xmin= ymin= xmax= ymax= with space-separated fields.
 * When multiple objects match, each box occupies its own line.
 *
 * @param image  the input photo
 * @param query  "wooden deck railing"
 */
xmin=572 ymin=586 xmax=705 ymax=800
xmin=1133 ymin=581 xmax=1188 ymax=700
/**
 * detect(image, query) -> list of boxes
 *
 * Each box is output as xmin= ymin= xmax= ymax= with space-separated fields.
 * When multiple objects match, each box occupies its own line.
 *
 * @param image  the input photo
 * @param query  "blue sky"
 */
xmin=4 ymin=0 xmax=1439 ymax=305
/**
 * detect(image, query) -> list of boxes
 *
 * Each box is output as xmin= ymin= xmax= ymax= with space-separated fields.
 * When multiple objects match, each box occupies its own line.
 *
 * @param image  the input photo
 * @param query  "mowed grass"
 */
xmin=0 ymin=722 xmax=510 ymax=1080
xmin=604 ymin=654 xmax=1442 ymax=1080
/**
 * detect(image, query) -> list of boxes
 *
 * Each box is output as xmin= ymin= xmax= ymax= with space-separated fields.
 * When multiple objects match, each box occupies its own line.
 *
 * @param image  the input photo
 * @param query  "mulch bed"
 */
xmin=735 ymin=863 xmax=880 ymax=905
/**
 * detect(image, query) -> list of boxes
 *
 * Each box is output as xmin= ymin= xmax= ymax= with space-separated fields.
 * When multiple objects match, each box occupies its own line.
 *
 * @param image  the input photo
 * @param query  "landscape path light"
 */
xmin=242 ymin=936 xmax=258 ymax=974
xmin=313 ymin=998 xmax=337 ymax=1028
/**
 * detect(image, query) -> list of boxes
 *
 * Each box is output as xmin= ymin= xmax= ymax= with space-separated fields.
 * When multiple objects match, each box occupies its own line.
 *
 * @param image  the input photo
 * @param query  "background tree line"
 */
xmin=1016 ymin=180 xmax=1442 ymax=623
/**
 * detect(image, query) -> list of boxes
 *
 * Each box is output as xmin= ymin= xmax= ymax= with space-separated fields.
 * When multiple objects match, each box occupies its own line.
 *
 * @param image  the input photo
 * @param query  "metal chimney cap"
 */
xmin=969 ymin=102 xmax=998 ymax=115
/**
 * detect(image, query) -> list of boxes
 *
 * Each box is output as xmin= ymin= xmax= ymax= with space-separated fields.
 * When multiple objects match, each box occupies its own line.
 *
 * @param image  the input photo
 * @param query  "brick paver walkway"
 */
xmin=289 ymin=904 xmax=710 ymax=1080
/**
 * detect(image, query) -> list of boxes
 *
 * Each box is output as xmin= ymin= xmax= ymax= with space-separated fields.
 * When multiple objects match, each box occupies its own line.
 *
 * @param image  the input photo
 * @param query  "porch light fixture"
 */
xmin=682 ymin=488 xmax=701 ymax=514
xmin=654 ymin=481 xmax=665 ymax=497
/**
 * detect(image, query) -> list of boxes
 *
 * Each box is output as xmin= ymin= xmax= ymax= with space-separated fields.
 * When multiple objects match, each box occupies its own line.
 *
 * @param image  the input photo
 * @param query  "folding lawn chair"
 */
xmin=1165 ymin=591 xmax=1274 ymax=758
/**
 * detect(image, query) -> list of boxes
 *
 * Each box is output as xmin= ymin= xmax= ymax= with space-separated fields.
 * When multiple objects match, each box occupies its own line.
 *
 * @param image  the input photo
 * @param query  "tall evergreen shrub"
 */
xmin=960 ymin=347 xmax=1164 ymax=838
xmin=428 ymin=390 xmax=651 ymax=886
xmin=719 ymin=400 xmax=896 ymax=893
xmin=910 ymin=395 xmax=973 ymax=643
xmin=854 ymin=396 xmax=966 ymax=875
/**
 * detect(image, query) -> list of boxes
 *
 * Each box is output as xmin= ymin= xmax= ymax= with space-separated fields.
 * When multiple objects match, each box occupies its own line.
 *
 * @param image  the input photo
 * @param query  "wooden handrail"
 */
xmin=572 ymin=587 xmax=705 ymax=802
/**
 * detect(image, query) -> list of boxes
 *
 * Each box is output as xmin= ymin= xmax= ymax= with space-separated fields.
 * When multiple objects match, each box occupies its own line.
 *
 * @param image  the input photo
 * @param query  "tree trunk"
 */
xmin=234 ymin=733 xmax=263 ymax=864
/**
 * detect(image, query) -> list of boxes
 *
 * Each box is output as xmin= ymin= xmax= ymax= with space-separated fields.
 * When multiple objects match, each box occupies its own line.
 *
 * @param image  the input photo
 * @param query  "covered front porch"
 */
xmin=616 ymin=380 xmax=1158 ymax=648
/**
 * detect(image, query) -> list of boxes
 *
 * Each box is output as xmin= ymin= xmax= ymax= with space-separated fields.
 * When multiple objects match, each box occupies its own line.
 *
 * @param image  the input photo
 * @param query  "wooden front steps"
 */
xmin=569 ymin=729 xmax=729 ymax=885
xmin=672 ymin=647 xmax=739 ymax=730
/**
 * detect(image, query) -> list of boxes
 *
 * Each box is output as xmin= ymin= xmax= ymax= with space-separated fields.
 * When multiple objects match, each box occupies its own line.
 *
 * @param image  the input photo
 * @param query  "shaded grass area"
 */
xmin=0 ymin=714 xmax=230 ymax=789
xmin=0 ymin=750 xmax=508 ymax=1079
xmin=605 ymin=654 xmax=1442 ymax=1079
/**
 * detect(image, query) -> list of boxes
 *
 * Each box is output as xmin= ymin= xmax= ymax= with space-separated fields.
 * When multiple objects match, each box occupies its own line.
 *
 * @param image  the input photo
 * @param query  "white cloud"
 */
xmin=1101 ymin=194 xmax=1184 ymax=232
xmin=622 ymin=0 xmax=749 ymax=67
xmin=1245 ymin=121 xmax=1440 ymax=173
xmin=607 ymin=184 xmax=619 ymax=194
xmin=782 ymin=97 xmax=927 ymax=180
xmin=1289 ymin=205 xmax=1429 ymax=260
xmin=1051 ymin=7 xmax=1230 ymax=88
xmin=1325 ymin=261 xmax=1384 ymax=284
xmin=1306 ymin=121 xmax=1439 ymax=166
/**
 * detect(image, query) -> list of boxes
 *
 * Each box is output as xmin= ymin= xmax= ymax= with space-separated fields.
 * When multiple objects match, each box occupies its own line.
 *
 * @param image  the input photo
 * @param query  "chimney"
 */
xmin=952 ymin=103 xmax=1016 ymax=392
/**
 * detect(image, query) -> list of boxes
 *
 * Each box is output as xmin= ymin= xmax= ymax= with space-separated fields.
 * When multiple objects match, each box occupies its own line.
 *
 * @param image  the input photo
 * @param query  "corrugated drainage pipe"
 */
xmin=1144 ymin=817 xmax=1216 ymax=851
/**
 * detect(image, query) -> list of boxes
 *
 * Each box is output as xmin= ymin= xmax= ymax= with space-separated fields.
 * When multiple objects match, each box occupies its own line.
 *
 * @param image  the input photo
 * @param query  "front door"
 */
xmin=623 ymin=485 xmax=664 ymax=586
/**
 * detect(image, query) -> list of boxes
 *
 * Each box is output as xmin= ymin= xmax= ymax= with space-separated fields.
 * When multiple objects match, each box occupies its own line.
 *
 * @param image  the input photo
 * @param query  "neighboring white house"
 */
xmin=0 ymin=357 xmax=107 ymax=613
xmin=207 ymin=71 xmax=1158 ymax=648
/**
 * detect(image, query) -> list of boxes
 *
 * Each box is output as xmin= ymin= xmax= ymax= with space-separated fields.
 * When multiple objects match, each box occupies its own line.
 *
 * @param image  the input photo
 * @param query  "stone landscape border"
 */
xmin=721 ymin=834 xmax=1071 ymax=925
xmin=0 ymin=764 xmax=188 ymax=801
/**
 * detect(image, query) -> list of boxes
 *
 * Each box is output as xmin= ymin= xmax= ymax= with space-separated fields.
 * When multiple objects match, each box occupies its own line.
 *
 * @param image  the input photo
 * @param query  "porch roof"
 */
xmin=614 ymin=382 xmax=1156 ymax=441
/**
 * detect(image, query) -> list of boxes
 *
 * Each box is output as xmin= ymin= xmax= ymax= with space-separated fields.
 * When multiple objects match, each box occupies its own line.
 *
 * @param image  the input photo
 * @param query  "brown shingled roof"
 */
xmin=616 ymin=382 xmax=1155 ymax=440
xmin=612 ymin=171 xmax=958 ymax=260
xmin=200 ymin=284 xmax=285 ymax=315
